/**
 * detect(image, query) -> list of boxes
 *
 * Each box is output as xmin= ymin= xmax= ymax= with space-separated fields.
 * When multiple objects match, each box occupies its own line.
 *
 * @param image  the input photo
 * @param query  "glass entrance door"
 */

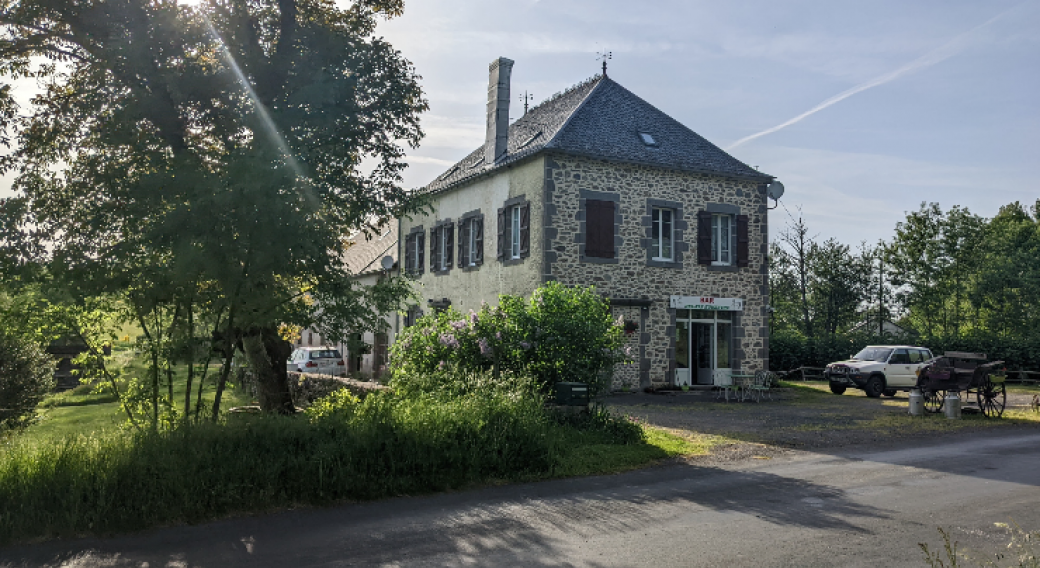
xmin=675 ymin=309 xmax=733 ymax=385
xmin=693 ymin=323 xmax=713 ymax=384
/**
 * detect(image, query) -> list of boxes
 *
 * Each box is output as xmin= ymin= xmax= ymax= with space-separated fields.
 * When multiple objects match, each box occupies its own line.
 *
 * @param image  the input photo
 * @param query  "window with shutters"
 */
xmin=403 ymin=227 xmax=425 ymax=276
xmin=585 ymin=199 xmax=615 ymax=259
xmin=497 ymin=196 xmax=529 ymax=265
xmin=430 ymin=220 xmax=454 ymax=274
xmin=711 ymin=213 xmax=734 ymax=266
xmin=697 ymin=206 xmax=749 ymax=270
xmin=457 ymin=210 xmax=484 ymax=270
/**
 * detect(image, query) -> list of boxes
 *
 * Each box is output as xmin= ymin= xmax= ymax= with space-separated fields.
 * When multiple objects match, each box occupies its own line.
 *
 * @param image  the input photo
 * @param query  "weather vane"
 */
xmin=519 ymin=91 xmax=535 ymax=115
xmin=596 ymin=50 xmax=612 ymax=77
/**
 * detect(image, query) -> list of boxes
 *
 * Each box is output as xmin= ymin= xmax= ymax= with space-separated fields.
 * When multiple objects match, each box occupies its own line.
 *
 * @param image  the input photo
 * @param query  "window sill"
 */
xmin=705 ymin=264 xmax=739 ymax=273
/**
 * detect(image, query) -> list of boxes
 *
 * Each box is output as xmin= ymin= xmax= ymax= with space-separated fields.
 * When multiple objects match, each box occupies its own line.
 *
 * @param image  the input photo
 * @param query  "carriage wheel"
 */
xmin=923 ymin=390 xmax=945 ymax=414
xmin=976 ymin=378 xmax=1006 ymax=418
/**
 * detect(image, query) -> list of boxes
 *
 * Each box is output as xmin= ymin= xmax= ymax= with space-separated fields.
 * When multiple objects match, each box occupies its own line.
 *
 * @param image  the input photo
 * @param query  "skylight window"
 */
xmin=639 ymin=132 xmax=658 ymax=147
xmin=518 ymin=131 xmax=542 ymax=150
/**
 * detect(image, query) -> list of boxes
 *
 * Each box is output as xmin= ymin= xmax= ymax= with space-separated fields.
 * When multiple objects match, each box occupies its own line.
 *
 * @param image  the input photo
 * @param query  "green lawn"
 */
xmin=20 ymin=361 xmax=253 ymax=445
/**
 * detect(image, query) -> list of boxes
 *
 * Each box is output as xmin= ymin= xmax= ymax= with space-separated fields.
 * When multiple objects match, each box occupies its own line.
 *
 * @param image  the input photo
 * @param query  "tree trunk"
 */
xmin=241 ymin=326 xmax=295 ymax=414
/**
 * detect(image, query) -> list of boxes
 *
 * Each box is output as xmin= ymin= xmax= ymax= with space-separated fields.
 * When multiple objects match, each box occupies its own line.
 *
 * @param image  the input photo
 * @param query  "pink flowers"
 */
xmin=438 ymin=333 xmax=460 ymax=349
xmin=478 ymin=338 xmax=492 ymax=357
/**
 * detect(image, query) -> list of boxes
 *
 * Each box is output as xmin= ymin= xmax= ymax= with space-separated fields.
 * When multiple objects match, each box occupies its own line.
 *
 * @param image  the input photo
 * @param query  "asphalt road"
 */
xmin=3 ymin=430 xmax=1038 ymax=567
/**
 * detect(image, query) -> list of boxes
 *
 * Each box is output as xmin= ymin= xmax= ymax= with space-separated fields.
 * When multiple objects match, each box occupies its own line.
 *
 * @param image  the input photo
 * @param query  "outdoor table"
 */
xmin=731 ymin=374 xmax=754 ymax=402
xmin=715 ymin=374 xmax=753 ymax=402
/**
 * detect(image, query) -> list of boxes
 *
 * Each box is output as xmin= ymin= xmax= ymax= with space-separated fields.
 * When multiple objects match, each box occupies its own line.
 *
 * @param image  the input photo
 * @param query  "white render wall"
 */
xmin=400 ymin=156 xmax=545 ymax=313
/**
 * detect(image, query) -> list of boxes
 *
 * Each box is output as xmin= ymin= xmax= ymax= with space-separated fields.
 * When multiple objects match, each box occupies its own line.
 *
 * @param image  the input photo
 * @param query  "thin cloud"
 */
xmin=726 ymin=4 xmax=1022 ymax=151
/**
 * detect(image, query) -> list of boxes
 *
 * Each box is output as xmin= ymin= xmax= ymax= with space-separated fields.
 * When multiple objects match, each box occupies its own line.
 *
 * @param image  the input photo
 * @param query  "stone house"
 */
xmin=398 ymin=57 xmax=778 ymax=390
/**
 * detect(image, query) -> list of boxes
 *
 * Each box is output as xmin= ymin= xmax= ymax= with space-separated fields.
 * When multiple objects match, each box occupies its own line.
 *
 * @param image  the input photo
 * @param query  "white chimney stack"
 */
xmin=485 ymin=57 xmax=514 ymax=165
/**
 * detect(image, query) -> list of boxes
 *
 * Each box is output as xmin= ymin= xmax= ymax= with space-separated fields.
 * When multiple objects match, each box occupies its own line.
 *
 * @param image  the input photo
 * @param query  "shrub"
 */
xmin=0 ymin=331 xmax=55 ymax=432
xmin=390 ymin=282 xmax=628 ymax=394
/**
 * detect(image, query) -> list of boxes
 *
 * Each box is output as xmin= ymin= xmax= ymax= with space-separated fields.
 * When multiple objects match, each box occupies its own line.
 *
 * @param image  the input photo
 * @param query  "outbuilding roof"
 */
xmin=422 ymin=74 xmax=772 ymax=195
xmin=340 ymin=222 xmax=397 ymax=276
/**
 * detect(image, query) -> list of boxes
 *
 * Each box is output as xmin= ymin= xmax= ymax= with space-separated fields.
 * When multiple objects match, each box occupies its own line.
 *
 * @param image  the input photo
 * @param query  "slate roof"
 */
xmin=422 ymin=74 xmax=772 ymax=195
xmin=341 ymin=222 xmax=397 ymax=275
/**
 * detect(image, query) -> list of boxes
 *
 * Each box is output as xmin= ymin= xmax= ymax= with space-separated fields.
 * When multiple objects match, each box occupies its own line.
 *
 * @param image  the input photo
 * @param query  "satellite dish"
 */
xmin=380 ymin=255 xmax=394 ymax=271
xmin=766 ymin=181 xmax=785 ymax=201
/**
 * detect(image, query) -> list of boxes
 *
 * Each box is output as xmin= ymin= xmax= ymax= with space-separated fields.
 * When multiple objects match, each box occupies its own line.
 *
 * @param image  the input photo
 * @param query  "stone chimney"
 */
xmin=485 ymin=57 xmax=514 ymax=165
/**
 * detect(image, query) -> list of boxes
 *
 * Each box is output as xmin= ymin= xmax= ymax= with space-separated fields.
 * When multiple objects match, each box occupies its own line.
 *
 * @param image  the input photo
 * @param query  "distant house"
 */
xmin=397 ymin=57 xmax=778 ymax=390
xmin=296 ymin=223 xmax=399 ymax=379
xmin=849 ymin=316 xmax=912 ymax=338
xmin=46 ymin=336 xmax=90 ymax=390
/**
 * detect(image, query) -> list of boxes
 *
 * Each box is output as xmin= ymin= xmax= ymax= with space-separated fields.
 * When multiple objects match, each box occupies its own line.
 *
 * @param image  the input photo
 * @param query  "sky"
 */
xmin=3 ymin=0 xmax=1037 ymax=247
xmin=372 ymin=0 xmax=1040 ymax=245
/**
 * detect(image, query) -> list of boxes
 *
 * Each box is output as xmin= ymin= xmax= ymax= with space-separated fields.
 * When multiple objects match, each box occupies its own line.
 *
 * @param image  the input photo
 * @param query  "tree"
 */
xmin=0 ymin=0 xmax=426 ymax=418
xmin=0 ymin=330 xmax=54 ymax=432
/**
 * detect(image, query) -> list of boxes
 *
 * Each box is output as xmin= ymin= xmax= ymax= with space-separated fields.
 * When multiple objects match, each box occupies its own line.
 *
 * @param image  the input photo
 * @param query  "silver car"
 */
xmin=287 ymin=347 xmax=346 ymax=376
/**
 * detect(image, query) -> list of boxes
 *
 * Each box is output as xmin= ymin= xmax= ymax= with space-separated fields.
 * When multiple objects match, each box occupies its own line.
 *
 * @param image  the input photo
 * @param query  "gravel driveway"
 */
xmin=605 ymin=381 xmax=1040 ymax=459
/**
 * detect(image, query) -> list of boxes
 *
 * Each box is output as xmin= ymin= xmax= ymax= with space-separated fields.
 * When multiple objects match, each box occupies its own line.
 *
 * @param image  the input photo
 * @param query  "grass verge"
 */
xmin=0 ymin=392 xmax=703 ymax=545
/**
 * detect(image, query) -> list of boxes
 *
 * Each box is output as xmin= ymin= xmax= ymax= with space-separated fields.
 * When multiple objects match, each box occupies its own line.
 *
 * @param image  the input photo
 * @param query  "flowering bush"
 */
xmin=389 ymin=283 xmax=628 ymax=394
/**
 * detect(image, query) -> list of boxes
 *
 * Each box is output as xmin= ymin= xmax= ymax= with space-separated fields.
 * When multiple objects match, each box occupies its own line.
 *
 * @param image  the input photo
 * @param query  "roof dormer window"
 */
xmin=639 ymin=132 xmax=658 ymax=147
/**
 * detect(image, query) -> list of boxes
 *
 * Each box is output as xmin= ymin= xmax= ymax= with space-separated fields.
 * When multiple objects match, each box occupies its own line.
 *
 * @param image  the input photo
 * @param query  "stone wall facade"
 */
xmin=541 ymin=154 xmax=770 ymax=388
xmin=399 ymin=152 xmax=770 ymax=391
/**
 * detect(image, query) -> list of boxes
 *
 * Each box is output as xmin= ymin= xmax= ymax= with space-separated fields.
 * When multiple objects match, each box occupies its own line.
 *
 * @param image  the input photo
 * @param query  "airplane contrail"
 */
xmin=726 ymin=6 xmax=1020 ymax=151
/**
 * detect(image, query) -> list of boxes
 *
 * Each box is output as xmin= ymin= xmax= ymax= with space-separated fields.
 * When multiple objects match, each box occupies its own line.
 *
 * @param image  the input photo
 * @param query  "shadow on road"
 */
xmin=0 ymin=460 xmax=889 ymax=567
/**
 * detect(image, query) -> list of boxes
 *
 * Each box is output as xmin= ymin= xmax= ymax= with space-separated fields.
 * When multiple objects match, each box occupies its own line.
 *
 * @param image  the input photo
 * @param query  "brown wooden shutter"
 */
xmin=697 ymin=210 xmax=712 ymax=265
xmin=417 ymin=232 xmax=425 ymax=274
xmin=475 ymin=217 xmax=484 ymax=265
xmin=497 ymin=208 xmax=506 ymax=260
xmin=458 ymin=219 xmax=468 ymax=268
xmin=404 ymin=234 xmax=414 ymax=275
xmin=736 ymin=214 xmax=749 ymax=268
xmin=445 ymin=222 xmax=454 ymax=268
xmin=519 ymin=203 xmax=530 ymax=257
xmin=585 ymin=200 xmax=615 ymax=258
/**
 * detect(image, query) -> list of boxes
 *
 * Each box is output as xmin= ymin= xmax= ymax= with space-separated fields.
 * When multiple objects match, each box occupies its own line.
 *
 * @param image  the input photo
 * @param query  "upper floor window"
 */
xmin=429 ymin=221 xmax=454 ymax=274
xmin=584 ymin=199 xmax=615 ymax=259
xmin=457 ymin=213 xmax=484 ymax=268
xmin=651 ymin=207 xmax=674 ymax=261
xmin=711 ymin=213 xmax=733 ymax=266
xmin=497 ymin=198 xmax=529 ymax=263
xmin=697 ymin=209 xmax=749 ymax=269
xmin=403 ymin=228 xmax=425 ymax=275
xmin=511 ymin=206 xmax=521 ymax=259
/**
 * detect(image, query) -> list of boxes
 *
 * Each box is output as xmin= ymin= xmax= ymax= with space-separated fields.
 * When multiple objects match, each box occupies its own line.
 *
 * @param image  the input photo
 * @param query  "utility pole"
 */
xmin=878 ymin=253 xmax=885 ymax=337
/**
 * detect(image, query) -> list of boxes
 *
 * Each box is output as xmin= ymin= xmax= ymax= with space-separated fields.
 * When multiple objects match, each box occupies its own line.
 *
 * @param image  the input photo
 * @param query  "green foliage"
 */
xmin=0 ymin=390 xmax=555 ymax=543
xmin=389 ymin=283 xmax=628 ymax=394
xmin=0 ymin=0 xmax=427 ymax=416
xmin=0 ymin=330 xmax=55 ymax=432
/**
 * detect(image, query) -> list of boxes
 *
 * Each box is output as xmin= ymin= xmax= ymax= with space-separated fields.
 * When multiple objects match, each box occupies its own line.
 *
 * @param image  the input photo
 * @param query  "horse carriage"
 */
xmin=915 ymin=351 xmax=1007 ymax=417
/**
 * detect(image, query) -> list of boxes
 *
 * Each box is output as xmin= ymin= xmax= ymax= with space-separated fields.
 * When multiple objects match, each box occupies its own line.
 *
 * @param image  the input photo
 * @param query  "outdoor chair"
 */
xmin=745 ymin=371 xmax=776 ymax=402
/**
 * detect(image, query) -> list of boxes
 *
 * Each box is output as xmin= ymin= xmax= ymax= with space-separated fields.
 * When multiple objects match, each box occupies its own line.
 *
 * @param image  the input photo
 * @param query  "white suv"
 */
xmin=825 ymin=345 xmax=934 ymax=398
xmin=287 ymin=347 xmax=346 ymax=377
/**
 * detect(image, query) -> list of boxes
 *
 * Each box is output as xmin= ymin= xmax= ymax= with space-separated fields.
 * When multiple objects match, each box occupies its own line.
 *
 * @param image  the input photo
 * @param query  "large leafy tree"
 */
xmin=0 ymin=0 xmax=426 ymax=417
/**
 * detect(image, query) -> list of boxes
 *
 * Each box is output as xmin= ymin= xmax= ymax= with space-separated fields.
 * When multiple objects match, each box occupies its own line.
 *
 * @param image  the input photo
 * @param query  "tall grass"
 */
xmin=0 ymin=389 xmax=562 ymax=543
xmin=1 ymin=369 xmax=656 ymax=544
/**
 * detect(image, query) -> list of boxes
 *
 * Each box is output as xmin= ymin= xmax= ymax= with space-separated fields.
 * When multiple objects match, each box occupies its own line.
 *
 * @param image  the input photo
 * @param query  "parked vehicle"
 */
xmin=287 ymin=347 xmax=346 ymax=377
xmin=824 ymin=345 xmax=935 ymax=398
xmin=915 ymin=352 xmax=1006 ymax=417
